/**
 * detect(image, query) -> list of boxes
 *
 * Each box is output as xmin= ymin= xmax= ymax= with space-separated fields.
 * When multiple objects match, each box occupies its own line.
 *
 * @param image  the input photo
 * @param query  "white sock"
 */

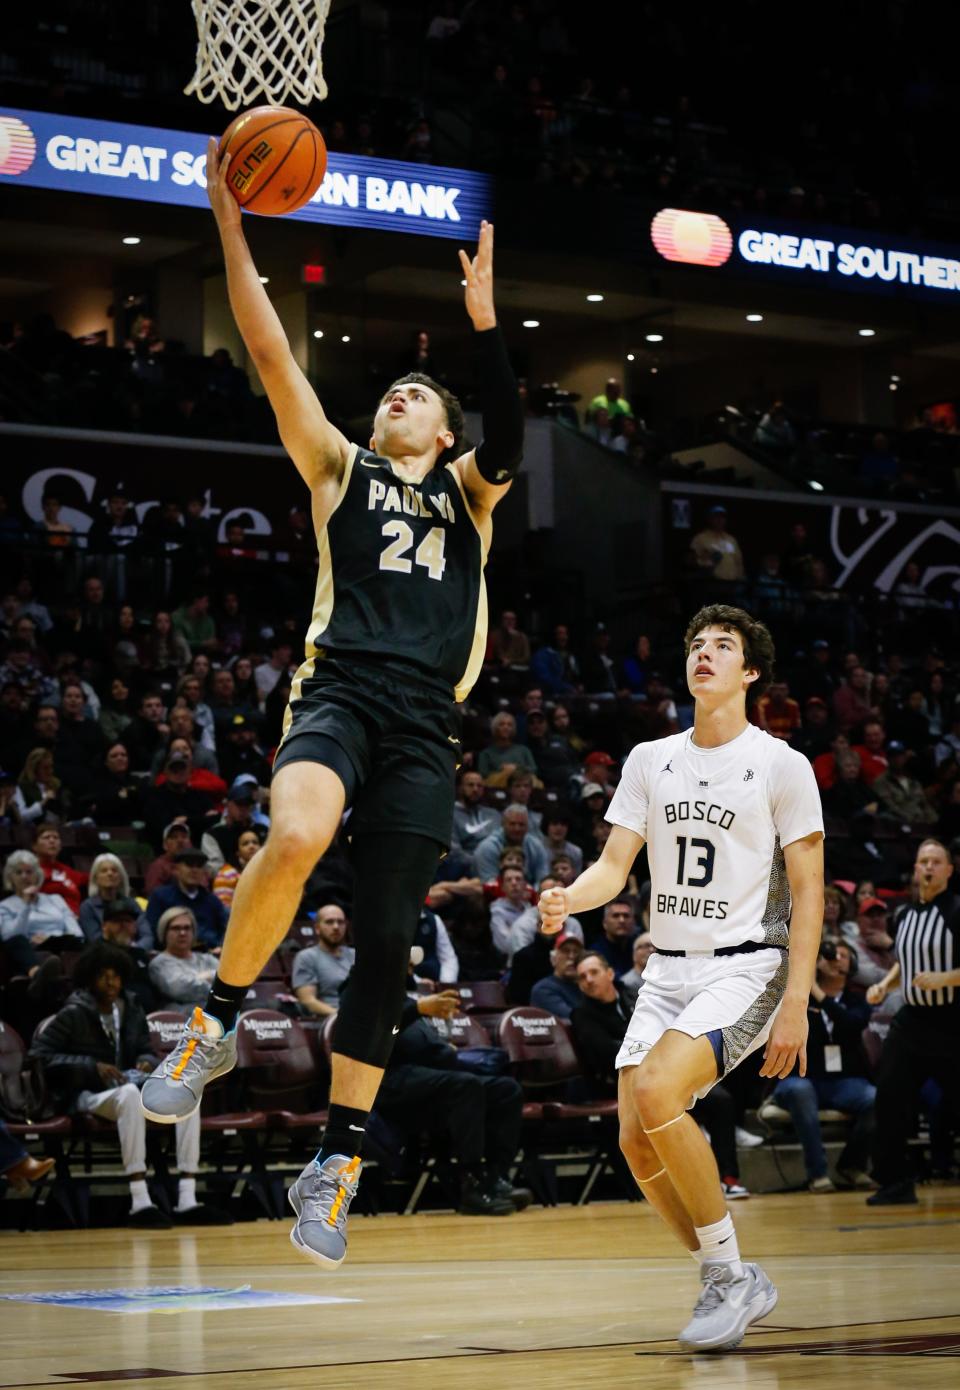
xmin=694 ymin=1214 xmax=744 ymax=1277
xmin=176 ymin=1177 xmax=198 ymax=1212
xmin=129 ymin=1179 xmax=151 ymax=1214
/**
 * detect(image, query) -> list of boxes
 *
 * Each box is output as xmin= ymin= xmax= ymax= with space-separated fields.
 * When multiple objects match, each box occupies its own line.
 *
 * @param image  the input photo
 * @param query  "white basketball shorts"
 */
xmin=615 ymin=947 xmax=789 ymax=1103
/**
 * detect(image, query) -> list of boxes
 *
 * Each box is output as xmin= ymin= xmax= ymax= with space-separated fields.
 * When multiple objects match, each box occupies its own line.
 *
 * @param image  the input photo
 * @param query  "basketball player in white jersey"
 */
xmin=540 ymin=605 xmax=824 ymax=1352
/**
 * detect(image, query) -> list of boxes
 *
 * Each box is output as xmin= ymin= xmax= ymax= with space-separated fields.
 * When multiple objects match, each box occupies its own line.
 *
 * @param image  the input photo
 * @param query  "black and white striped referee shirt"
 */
xmin=893 ymin=890 xmax=959 ymax=1012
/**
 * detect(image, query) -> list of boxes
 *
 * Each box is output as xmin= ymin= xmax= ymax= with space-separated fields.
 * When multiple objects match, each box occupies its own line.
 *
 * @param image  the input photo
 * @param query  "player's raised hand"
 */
xmin=458 ymin=220 xmax=497 ymax=332
xmin=538 ymin=885 xmax=569 ymax=935
xmin=206 ymin=136 xmax=242 ymax=231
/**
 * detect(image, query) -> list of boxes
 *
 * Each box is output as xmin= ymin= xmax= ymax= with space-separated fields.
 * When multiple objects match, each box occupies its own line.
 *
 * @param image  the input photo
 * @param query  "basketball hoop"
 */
xmin=184 ymin=0 xmax=332 ymax=111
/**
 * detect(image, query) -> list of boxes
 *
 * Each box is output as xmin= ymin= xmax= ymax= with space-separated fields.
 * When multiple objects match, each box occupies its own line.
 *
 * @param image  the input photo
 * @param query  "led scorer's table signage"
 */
xmin=0 ymin=108 xmax=490 ymax=240
xmin=650 ymin=207 xmax=960 ymax=302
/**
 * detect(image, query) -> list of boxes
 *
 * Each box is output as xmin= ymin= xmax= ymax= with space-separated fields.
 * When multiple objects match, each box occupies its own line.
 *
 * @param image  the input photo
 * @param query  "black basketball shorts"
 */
xmin=272 ymin=653 xmax=461 ymax=847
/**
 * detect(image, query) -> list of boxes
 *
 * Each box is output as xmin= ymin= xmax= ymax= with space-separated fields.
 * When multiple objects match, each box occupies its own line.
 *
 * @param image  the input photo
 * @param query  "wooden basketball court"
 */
xmin=1 ymin=1188 xmax=958 ymax=1388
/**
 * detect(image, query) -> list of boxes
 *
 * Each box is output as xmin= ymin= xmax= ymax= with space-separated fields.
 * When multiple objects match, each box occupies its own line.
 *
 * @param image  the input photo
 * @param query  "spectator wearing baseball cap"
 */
xmin=506 ymin=885 xmax=583 ymax=1006
xmin=144 ymin=847 xmax=229 ymax=952
xmin=529 ymin=931 xmax=584 ymax=1019
xmin=98 ymin=896 xmax=156 ymax=1012
xmin=143 ymin=821 xmax=192 ymax=896
xmin=140 ymin=744 xmax=223 ymax=850
xmin=200 ymin=778 xmax=261 ymax=875
xmin=217 ymin=712 xmax=271 ymax=788
xmin=689 ymin=505 xmax=746 ymax=586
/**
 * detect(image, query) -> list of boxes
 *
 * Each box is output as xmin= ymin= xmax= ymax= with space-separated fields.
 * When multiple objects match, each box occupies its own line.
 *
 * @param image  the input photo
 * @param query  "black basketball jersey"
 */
xmin=299 ymin=444 xmax=488 ymax=700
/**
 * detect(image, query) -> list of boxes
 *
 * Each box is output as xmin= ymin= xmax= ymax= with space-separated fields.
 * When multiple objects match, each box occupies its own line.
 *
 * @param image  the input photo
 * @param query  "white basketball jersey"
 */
xmin=606 ymin=724 xmax=823 ymax=951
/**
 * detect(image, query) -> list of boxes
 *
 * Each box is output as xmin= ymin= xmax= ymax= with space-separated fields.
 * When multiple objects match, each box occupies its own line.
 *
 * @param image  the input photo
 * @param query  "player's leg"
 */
xmin=215 ymin=760 xmax=346 ymax=987
xmin=618 ymin=1065 xmax=698 ymax=1252
xmin=142 ymin=759 xmax=346 ymax=1125
xmin=632 ymin=1029 xmax=777 ymax=1351
xmin=289 ymin=829 xmax=443 ymax=1265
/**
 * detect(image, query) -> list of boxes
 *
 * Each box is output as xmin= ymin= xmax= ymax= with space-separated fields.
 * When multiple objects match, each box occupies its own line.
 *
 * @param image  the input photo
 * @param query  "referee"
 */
xmin=866 ymin=838 xmax=960 ymax=1205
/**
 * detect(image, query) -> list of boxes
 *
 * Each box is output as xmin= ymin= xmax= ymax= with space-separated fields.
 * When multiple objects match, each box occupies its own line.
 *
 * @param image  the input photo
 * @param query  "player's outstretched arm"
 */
xmin=539 ymin=825 xmax=644 ymax=933
xmin=761 ymin=831 xmax=824 ymax=1080
xmin=207 ymin=139 xmax=349 ymax=492
xmin=454 ymin=220 xmax=524 ymax=514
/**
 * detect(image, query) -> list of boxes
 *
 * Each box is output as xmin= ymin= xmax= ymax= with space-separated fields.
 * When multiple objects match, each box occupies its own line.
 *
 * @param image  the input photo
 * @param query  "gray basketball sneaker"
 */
xmin=140 ymin=1007 xmax=237 ymax=1123
xmin=677 ymin=1261 xmax=778 ymax=1352
xmin=288 ymin=1154 xmax=362 ymax=1267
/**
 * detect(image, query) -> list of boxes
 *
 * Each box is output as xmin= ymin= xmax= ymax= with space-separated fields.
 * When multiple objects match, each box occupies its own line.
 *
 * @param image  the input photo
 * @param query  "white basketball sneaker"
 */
xmin=678 ymin=1261 xmax=778 ymax=1352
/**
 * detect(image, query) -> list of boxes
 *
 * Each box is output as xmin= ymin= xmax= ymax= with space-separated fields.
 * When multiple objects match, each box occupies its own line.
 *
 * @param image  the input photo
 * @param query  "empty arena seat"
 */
xmin=497 ymin=1007 xmax=581 ymax=1090
xmin=0 ymin=1020 xmax=71 ymax=1139
xmin=235 ymin=1008 xmax=327 ymax=1129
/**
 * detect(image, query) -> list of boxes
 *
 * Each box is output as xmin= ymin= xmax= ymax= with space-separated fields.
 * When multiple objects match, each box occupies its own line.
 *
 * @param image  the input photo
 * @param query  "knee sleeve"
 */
xmin=333 ymin=832 xmax=443 ymax=1069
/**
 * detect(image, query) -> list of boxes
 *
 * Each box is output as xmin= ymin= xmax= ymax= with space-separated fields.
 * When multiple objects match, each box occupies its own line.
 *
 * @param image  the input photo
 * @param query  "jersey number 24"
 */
xmin=379 ymin=520 xmax=446 ymax=580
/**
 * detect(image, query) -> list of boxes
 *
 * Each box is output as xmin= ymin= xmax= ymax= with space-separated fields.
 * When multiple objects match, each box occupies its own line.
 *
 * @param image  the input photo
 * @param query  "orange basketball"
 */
xmin=218 ymin=105 xmax=327 ymax=216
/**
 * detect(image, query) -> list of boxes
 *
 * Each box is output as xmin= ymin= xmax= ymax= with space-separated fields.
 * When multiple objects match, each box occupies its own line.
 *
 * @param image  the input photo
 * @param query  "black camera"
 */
xmin=820 ymin=939 xmax=838 ymax=961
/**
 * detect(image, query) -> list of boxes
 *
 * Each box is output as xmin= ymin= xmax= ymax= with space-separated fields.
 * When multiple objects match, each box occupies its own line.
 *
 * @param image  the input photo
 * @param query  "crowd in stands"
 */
xmin=2 ymin=506 xmax=958 ymax=1219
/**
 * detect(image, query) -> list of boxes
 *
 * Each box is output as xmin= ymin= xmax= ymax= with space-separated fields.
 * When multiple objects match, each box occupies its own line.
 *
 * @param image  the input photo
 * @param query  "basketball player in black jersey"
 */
xmin=141 ymin=139 xmax=523 ymax=1261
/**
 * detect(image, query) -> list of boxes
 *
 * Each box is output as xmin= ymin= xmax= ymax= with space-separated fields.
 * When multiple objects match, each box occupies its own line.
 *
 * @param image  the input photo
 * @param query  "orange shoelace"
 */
xmin=170 ymin=1006 xmax=204 ymax=1080
xmin=327 ymin=1155 xmax=361 ymax=1226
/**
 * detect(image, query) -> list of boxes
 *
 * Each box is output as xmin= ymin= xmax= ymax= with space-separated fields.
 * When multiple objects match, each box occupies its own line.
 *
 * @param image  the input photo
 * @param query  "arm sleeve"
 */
xmin=768 ymin=746 xmax=825 ymax=848
xmin=604 ymin=745 xmax=650 ymax=837
xmin=472 ymin=326 xmax=525 ymax=483
xmin=434 ymin=919 xmax=459 ymax=983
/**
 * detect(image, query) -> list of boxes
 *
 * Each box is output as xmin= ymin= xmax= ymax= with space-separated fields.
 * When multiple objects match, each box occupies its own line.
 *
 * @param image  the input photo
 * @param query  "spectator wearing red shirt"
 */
xmin=33 ymin=823 xmax=87 ymax=916
xmin=833 ymin=665 xmax=873 ymax=734
xmin=814 ymin=733 xmax=853 ymax=792
xmin=756 ymin=680 xmax=802 ymax=740
xmin=853 ymin=719 xmax=890 ymax=785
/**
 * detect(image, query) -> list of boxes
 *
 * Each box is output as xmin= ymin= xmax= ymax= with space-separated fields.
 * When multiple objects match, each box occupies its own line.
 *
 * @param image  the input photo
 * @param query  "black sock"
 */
xmin=204 ymin=976 xmax=248 ymax=1032
xmin=317 ymin=1104 xmax=368 ymax=1161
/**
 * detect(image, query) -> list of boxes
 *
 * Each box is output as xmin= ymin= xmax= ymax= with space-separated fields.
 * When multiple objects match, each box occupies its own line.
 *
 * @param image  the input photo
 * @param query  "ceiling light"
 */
xmin=313 ymin=330 xmax=324 ymax=339
xmin=258 ymin=275 xmax=269 ymax=284
xmin=121 ymin=236 xmax=140 ymax=245
xmin=745 ymin=313 xmax=763 ymax=322
xmin=626 ymin=353 xmax=635 ymax=362
xmin=890 ymin=373 xmax=900 ymax=382
xmin=858 ymin=328 xmax=876 ymax=337
xmin=809 ymin=479 xmax=824 ymax=492
xmin=889 ymin=383 xmax=898 ymax=391
xmin=586 ymin=293 xmax=604 ymax=302
xmin=341 ymin=335 xmax=351 ymax=343
xmin=522 ymin=319 xmax=539 ymax=328
xmin=645 ymin=333 xmax=664 ymax=343
xmin=650 ymin=367 xmax=658 ymax=375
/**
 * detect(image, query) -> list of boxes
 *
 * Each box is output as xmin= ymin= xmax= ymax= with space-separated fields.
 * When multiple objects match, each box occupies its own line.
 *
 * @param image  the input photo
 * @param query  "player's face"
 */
xmin=686 ymin=624 xmax=757 ymax=707
xmin=373 ymin=384 xmax=453 ymax=460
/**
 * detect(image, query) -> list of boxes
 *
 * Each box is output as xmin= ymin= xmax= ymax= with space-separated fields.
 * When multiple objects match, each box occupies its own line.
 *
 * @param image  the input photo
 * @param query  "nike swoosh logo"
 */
xmin=391 ymin=1025 xmax=400 ymax=1035
xmin=448 ymin=735 xmax=461 ymax=744
xmin=348 ymin=1124 xmax=365 ymax=1132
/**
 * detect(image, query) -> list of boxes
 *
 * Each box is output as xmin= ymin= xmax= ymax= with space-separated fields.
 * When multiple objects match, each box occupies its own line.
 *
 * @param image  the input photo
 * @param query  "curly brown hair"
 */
xmin=377 ymin=373 xmax=465 ymax=465
xmin=683 ymin=604 xmax=775 ymax=707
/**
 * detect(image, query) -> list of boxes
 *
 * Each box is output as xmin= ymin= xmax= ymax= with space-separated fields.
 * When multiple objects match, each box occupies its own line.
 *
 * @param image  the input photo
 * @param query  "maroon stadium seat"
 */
xmin=425 ymin=1012 xmax=492 ymax=1049
xmin=235 ymin=1008 xmax=328 ymax=1132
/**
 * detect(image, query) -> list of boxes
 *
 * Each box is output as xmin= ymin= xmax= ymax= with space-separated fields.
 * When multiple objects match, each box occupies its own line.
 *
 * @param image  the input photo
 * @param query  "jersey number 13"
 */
xmin=675 ymin=835 xmax=716 ymax=888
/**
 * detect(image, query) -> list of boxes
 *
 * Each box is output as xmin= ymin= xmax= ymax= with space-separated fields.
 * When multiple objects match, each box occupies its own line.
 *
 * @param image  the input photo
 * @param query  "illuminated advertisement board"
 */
xmin=649 ymin=206 xmax=960 ymax=303
xmin=0 ymin=108 xmax=491 ymax=240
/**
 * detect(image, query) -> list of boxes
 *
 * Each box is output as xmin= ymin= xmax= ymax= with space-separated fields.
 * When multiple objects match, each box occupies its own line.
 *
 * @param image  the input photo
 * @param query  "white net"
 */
xmin=184 ymin=0 xmax=332 ymax=111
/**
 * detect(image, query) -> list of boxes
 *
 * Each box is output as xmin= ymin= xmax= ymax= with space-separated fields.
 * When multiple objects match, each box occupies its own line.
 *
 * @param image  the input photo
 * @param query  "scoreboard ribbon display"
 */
xmin=0 ymin=108 xmax=491 ymax=240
